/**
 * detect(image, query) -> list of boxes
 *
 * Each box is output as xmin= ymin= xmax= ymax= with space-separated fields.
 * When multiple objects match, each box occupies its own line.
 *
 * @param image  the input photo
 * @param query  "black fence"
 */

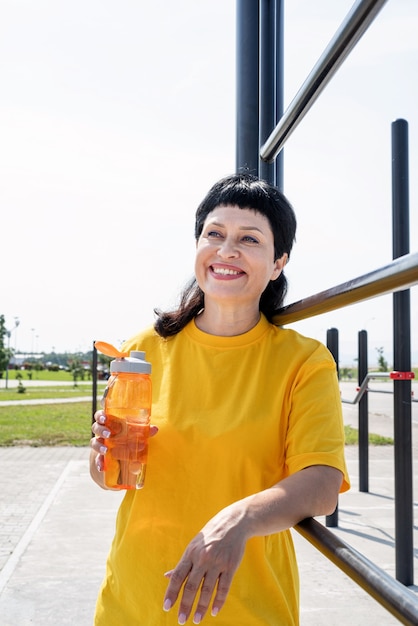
xmin=236 ymin=0 xmax=418 ymax=622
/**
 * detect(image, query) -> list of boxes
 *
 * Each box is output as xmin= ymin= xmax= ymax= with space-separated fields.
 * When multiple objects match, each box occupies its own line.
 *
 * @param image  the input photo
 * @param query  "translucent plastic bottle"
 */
xmin=96 ymin=342 xmax=152 ymax=490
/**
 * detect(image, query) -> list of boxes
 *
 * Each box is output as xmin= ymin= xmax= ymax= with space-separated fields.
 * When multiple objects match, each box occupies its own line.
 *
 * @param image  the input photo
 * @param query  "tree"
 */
xmin=69 ymin=356 xmax=84 ymax=387
xmin=0 ymin=315 xmax=10 ymax=379
xmin=376 ymin=346 xmax=388 ymax=372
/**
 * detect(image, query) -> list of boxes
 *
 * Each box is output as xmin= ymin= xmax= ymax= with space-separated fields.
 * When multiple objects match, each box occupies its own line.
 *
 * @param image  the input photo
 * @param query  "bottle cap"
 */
xmin=110 ymin=350 xmax=151 ymax=374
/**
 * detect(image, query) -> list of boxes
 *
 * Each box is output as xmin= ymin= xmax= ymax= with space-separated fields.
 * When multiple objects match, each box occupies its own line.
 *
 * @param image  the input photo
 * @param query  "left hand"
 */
xmin=162 ymin=465 xmax=344 ymax=623
xmin=163 ymin=504 xmax=249 ymax=624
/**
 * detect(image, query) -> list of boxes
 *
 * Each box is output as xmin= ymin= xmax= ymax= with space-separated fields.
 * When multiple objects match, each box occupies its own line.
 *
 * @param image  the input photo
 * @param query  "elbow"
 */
xmin=309 ymin=493 xmax=339 ymax=519
xmin=318 ymin=469 xmax=343 ymax=516
xmin=322 ymin=494 xmax=339 ymax=517
xmin=303 ymin=466 xmax=344 ymax=518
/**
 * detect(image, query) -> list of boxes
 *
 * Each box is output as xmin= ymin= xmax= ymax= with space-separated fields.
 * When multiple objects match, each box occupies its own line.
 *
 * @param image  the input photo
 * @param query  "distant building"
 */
xmin=9 ymin=354 xmax=45 ymax=369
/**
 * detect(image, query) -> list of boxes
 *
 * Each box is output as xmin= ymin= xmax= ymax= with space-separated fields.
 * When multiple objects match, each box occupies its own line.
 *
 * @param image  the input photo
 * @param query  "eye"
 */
xmin=206 ymin=230 xmax=223 ymax=238
xmin=242 ymin=235 xmax=259 ymax=244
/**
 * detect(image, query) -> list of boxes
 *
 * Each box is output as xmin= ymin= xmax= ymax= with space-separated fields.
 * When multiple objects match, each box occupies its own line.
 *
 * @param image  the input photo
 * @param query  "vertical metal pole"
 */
xmin=327 ymin=328 xmax=339 ymax=378
xmin=259 ymin=0 xmax=275 ymax=183
xmin=92 ymin=341 xmax=98 ymax=425
xmin=274 ymin=0 xmax=284 ymax=191
xmin=392 ymin=118 xmax=413 ymax=586
xmin=236 ymin=0 xmax=260 ymax=175
xmin=326 ymin=327 xmax=339 ymax=527
xmin=358 ymin=330 xmax=369 ymax=492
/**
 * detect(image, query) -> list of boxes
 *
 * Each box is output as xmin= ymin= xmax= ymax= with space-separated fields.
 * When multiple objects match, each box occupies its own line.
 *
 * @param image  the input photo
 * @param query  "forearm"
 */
xmin=163 ymin=465 xmax=343 ymax=622
xmin=235 ymin=465 xmax=343 ymax=539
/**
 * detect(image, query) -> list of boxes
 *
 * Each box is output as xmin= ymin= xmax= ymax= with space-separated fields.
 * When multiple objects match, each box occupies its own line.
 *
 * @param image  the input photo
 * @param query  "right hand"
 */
xmin=90 ymin=409 xmax=159 ymax=473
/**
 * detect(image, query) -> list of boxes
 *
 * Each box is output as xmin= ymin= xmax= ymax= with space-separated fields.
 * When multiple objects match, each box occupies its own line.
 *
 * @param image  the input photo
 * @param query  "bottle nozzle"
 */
xmin=94 ymin=341 xmax=129 ymax=359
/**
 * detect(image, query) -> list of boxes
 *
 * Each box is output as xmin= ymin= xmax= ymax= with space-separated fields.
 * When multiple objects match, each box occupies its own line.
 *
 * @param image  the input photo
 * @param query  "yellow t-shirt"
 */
xmin=94 ymin=315 xmax=349 ymax=625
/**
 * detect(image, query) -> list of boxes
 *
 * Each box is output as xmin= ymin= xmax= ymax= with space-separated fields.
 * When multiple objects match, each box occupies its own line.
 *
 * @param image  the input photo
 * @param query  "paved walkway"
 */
xmin=0 ymin=384 xmax=417 ymax=625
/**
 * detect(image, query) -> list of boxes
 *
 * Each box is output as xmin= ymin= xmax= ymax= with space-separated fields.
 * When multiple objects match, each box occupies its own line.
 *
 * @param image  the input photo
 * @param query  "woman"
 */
xmin=91 ymin=172 xmax=349 ymax=625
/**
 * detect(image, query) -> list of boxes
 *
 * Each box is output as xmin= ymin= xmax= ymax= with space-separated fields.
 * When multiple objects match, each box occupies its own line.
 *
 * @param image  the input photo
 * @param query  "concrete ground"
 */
xmin=0 ymin=381 xmax=417 ymax=625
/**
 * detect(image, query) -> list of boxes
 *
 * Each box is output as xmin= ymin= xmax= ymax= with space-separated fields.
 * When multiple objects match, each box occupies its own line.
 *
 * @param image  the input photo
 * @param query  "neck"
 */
xmin=194 ymin=303 xmax=261 ymax=336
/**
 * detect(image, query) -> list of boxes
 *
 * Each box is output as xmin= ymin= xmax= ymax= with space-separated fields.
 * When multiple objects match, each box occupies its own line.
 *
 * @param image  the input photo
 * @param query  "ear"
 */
xmin=270 ymin=253 xmax=288 ymax=281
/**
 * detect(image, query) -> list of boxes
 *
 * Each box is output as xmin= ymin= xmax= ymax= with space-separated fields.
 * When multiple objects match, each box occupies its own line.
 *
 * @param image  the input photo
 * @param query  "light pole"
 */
xmin=5 ymin=318 xmax=20 ymax=389
xmin=31 ymin=328 xmax=35 ymax=356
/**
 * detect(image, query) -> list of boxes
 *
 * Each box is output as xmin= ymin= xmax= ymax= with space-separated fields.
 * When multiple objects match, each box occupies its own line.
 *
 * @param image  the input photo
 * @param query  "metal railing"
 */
xmin=272 ymin=251 xmax=418 ymax=326
xmin=272 ymin=254 xmax=418 ymax=623
xmin=341 ymin=371 xmax=417 ymax=405
xmin=296 ymin=518 xmax=418 ymax=626
xmin=260 ymin=0 xmax=388 ymax=163
xmin=236 ymin=0 xmax=418 ymax=622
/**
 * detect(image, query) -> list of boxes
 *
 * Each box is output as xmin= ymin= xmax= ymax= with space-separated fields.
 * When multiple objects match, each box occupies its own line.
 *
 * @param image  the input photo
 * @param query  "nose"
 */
xmin=216 ymin=237 xmax=239 ymax=259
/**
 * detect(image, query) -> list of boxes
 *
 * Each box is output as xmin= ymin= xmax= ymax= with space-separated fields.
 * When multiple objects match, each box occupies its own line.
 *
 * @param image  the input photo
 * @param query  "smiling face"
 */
xmin=194 ymin=205 xmax=287 ymax=312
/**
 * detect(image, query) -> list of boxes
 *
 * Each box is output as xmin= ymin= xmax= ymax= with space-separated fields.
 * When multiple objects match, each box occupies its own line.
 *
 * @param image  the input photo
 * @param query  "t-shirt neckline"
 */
xmin=184 ymin=314 xmax=271 ymax=348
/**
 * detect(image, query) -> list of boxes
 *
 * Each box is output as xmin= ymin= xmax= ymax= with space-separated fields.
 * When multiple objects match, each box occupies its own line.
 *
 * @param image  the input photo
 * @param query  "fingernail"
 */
xmin=211 ymin=606 xmax=219 ymax=617
xmin=98 ymin=415 xmax=106 ymax=424
xmin=163 ymin=599 xmax=172 ymax=612
xmin=193 ymin=613 xmax=202 ymax=624
xmin=178 ymin=614 xmax=187 ymax=625
xmin=99 ymin=445 xmax=107 ymax=455
xmin=103 ymin=430 xmax=111 ymax=438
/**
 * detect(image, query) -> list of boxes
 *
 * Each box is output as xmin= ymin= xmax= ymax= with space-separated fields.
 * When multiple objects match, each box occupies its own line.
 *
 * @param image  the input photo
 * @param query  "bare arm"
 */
xmin=163 ymin=465 xmax=343 ymax=624
xmin=239 ymin=464 xmax=342 ymax=536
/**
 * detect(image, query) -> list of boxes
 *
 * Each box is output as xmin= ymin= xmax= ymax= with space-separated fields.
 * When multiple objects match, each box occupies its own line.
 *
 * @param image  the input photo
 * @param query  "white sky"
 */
xmin=1 ymin=0 xmax=417 ymax=366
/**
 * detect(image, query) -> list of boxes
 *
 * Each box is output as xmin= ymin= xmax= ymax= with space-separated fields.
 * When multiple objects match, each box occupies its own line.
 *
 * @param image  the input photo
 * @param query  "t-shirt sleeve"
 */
xmin=285 ymin=344 xmax=350 ymax=493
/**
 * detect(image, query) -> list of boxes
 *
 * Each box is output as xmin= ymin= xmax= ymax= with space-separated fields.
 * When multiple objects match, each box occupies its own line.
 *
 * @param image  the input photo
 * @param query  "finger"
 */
xmin=91 ymin=421 xmax=112 ymax=438
xmin=91 ymin=426 xmax=112 ymax=457
xmin=192 ymin=573 xmax=219 ymax=624
xmin=95 ymin=452 xmax=105 ymax=472
xmin=89 ymin=436 xmax=105 ymax=471
xmin=163 ymin=562 xmax=192 ymax=615
xmin=211 ymin=571 xmax=234 ymax=617
xmin=177 ymin=569 xmax=207 ymax=624
xmin=90 ymin=433 xmax=109 ymax=456
xmin=149 ymin=425 xmax=159 ymax=437
xmin=94 ymin=410 xmax=106 ymax=424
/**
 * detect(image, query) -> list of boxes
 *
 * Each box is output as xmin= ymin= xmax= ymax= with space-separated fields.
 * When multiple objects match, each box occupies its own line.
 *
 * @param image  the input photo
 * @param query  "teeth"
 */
xmin=213 ymin=267 xmax=241 ymax=275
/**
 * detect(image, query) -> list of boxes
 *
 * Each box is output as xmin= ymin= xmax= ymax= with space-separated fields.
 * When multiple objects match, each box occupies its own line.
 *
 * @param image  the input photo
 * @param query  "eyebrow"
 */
xmin=209 ymin=221 xmax=265 ymax=234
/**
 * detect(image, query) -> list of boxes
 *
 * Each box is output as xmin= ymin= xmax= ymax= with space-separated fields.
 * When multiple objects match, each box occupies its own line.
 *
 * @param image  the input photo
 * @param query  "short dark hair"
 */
xmin=195 ymin=172 xmax=296 ymax=261
xmin=154 ymin=173 xmax=297 ymax=337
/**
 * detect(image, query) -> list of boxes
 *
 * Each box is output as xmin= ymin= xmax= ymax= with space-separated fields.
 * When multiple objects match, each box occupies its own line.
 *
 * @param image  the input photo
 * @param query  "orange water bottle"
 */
xmin=95 ymin=341 xmax=152 ymax=490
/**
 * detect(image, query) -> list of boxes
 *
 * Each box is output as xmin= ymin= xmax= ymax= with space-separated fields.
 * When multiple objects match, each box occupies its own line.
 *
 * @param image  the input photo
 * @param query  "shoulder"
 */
xmin=267 ymin=324 xmax=332 ymax=362
xmin=121 ymin=323 xmax=183 ymax=357
xmin=121 ymin=324 xmax=161 ymax=352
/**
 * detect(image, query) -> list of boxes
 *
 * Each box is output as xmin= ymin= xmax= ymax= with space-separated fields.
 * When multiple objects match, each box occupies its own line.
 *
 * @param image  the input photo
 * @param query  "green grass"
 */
xmin=344 ymin=425 xmax=393 ymax=446
xmin=0 ymin=402 xmax=94 ymax=446
xmin=0 ymin=383 xmax=106 ymax=401
xmin=4 ymin=369 xmax=81 ymax=382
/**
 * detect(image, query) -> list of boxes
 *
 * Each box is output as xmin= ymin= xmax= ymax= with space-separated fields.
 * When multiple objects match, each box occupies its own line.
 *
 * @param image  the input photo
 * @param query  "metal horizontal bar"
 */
xmin=341 ymin=371 xmax=417 ymax=404
xmin=295 ymin=518 xmax=418 ymax=625
xmin=342 ymin=372 xmax=395 ymax=404
xmin=341 ymin=372 xmax=375 ymax=405
xmin=260 ymin=0 xmax=388 ymax=162
xmin=273 ymin=251 xmax=418 ymax=326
